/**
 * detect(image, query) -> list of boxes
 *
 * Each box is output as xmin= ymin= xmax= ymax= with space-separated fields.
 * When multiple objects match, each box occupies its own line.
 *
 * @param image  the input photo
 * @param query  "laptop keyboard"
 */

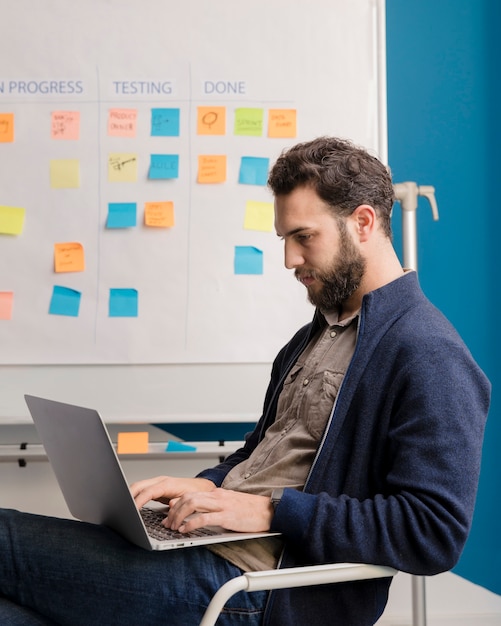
xmin=140 ymin=507 xmax=220 ymax=542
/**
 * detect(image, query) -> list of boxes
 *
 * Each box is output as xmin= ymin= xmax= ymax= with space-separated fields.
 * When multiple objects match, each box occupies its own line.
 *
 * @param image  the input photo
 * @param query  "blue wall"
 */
xmin=386 ymin=0 xmax=501 ymax=594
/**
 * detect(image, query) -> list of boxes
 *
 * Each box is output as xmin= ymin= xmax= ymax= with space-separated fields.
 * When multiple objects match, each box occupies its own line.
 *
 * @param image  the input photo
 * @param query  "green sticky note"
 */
xmin=234 ymin=108 xmax=264 ymax=137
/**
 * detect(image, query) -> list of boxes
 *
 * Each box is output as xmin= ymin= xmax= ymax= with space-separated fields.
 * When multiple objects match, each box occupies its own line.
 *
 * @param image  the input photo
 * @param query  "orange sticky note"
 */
xmin=0 ymin=113 xmax=14 ymax=142
xmin=117 ymin=432 xmax=149 ymax=454
xmin=108 ymin=108 xmax=138 ymax=138
xmin=268 ymin=109 xmax=297 ymax=138
xmin=144 ymin=201 xmax=175 ymax=228
xmin=51 ymin=111 xmax=80 ymax=140
xmin=197 ymin=155 xmax=227 ymax=184
xmin=54 ymin=242 xmax=85 ymax=273
xmin=197 ymin=106 xmax=226 ymax=135
xmin=0 ymin=292 xmax=14 ymax=320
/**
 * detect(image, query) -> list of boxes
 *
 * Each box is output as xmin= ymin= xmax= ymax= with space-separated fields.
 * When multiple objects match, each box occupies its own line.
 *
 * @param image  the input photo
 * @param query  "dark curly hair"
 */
xmin=268 ymin=137 xmax=395 ymax=239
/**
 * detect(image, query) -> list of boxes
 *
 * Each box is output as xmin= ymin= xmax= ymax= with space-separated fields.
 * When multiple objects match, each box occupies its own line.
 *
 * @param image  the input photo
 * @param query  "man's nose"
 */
xmin=284 ymin=241 xmax=304 ymax=270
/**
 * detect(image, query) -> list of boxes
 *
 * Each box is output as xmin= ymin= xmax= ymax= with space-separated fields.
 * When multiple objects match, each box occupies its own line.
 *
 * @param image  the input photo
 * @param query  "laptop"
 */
xmin=24 ymin=394 xmax=279 ymax=551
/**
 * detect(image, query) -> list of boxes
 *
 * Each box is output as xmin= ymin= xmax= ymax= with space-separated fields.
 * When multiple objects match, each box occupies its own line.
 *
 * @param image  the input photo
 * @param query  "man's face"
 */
xmin=274 ymin=186 xmax=366 ymax=311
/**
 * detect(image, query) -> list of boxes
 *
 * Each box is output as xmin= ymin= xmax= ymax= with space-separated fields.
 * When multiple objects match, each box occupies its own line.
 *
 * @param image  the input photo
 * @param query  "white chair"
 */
xmin=199 ymin=562 xmax=398 ymax=626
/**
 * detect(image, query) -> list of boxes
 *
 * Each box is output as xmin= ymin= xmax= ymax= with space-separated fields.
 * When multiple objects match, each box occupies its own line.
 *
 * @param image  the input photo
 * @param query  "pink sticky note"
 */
xmin=108 ymin=109 xmax=138 ymax=137
xmin=0 ymin=292 xmax=14 ymax=320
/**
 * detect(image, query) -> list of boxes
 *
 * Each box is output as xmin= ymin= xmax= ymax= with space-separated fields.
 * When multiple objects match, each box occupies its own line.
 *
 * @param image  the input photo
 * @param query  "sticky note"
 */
xmin=197 ymin=106 xmax=226 ymax=135
xmin=151 ymin=108 xmax=180 ymax=137
xmin=54 ymin=242 xmax=85 ymax=273
xmin=234 ymin=246 xmax=263 ymax=275
xmin=49 ymin=286 xmax=81 ymax=317
xmin=238 ymin=157 xmax=270 ymax=186
xmin=108 ymin=153 xmax=138 ymax=182
xmin=0 ymin=113 xmax=14 ymax=142
xmin=109 ymin=288 xmax=138 ymax=317
xmin=0 ymin=292 xmax=14 ymax=320
xmin=268 ymin=109 xmax=297 ymax=138
xmin=234 ymin=108 xmax=263 ymax=137
xmin=51 ymin=111 xmax=80 ymax=140
xmin=106 ymin=202 xmax=137 ymax=228
xmin=117 ymin=432 xmax=149 ymax=454
xmin=144 ymin=201 xmax=175 ymax=228
xmin=197 ymin=155 xmax=226 ymax=184
xmin=244 ymin=200 xmax=274 ymax=232
xmin=0 ymin=205 xmax=25 ymax=235
xmin=166 ymin=441 xmax=197 ymax=452
xmin=108 ymin=108 xmax=138 ymax=137
xmin=50 ymin=159 xmax=80 ymax=188
xmin=148 ymin=154 xmax=179 ymax=180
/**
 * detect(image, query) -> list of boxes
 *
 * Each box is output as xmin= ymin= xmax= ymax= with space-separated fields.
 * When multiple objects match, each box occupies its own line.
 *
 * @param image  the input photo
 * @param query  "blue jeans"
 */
xmin=0 ymin=509 xmax=267 ymax=625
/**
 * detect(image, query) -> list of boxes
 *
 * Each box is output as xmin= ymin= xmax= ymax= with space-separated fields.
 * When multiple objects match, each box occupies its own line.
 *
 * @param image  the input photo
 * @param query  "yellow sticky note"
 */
xmin=197 ymin=106 xmax=226 ymax=135
xmin=51 ymin=111 xmax=80 ymax=140
xmin=117 ymin=432 xmax=149 ymax=454
xmin=0 ymin=205 xmax=25 ymax=235
xmin=0 ymin=113 xmax=14 ymax=142
xmin=0 ymin=292 xmax=14 ymax=320
xmin=244 ymin=200 xmax=274 ymax=232
xmin=54 ymin=242 xmax=85 ymax=273
xmin=50 ymin=159 xmax=80 ymax=188
xmin=197 ymin=155 xmax=226 ymax=184
xmin=144 ymin=201 xmax=175 ymax=228
xmin=268 ymin=109 xmax=297 ymax=138
xmin=108 ymin=108 xmax=138 ymax=137
xmin=108 ymin=153 xmax=138 ymax=182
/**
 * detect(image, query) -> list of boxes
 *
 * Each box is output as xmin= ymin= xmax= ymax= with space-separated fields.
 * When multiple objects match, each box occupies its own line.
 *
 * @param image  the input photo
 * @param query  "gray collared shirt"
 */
xmin=208 ymin=310 xmax=359 ymax=571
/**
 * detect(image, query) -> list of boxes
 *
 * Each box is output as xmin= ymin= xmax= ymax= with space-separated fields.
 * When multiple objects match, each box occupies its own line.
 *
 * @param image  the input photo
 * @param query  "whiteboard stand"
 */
xmin=394 ymin=181 xmax=440 ymax=626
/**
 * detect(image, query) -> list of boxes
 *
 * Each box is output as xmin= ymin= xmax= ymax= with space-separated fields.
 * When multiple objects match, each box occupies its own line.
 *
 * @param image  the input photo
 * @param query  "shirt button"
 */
xmin=330 ymin=330 xmax=337 ymax=338
xmin=303 ymin=378 xmax=309 ymax=386
xmin=244 ymin=472 xmax=251 ymax=479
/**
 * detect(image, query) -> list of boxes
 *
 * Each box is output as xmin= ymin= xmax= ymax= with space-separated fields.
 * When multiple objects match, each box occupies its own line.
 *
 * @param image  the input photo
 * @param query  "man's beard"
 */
xmin=296 ymin=227 xmax=366 ymax=311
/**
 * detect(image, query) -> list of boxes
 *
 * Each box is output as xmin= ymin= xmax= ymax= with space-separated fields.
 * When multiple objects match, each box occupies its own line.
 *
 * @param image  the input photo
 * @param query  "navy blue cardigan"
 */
xmin=199 ymin=272 xmax=491 ymax=625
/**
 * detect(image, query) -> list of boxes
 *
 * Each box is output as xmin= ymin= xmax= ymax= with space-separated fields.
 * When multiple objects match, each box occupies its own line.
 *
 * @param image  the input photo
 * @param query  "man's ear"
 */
xmin=351 ymin=204 xmax=376 ymax=242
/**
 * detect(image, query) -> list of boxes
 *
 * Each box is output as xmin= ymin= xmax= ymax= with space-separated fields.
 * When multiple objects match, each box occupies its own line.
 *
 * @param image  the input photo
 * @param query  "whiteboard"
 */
xmin=0 ymin=0 xmax=386 ymax=422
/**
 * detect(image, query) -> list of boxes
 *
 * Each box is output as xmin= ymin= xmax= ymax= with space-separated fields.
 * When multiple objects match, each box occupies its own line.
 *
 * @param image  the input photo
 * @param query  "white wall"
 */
xmin=2 ymin=446 xmax=501 ymax=625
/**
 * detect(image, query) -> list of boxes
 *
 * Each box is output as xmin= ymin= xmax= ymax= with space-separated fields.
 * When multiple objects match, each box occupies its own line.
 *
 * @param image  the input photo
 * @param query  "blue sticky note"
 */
xmin=234 ymin=246 xmax=263 ymax=275
xmin=238 ymin=156 xmax=270 ymax=186
xmin=165 ymin=441 xmax=197 ymax=452
xmin=109 ymin=288 xmax=138 ymax=317
xmin=151 ymin=108 xmax=180 ymax=137
xmin=106 ymin=202 xmax=137 ymax=228
xmin=149 ymin=154 xmax=179 ymax=180
xmin=49 ymin=286 xmax=81 ymax=317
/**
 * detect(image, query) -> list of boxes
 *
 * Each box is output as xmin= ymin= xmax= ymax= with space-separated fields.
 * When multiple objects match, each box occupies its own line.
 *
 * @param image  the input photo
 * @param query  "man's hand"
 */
xmin=130 ymin=475 xmax=216 ymax=510
xmin=165 ymin=488 xmax=274 ymax=534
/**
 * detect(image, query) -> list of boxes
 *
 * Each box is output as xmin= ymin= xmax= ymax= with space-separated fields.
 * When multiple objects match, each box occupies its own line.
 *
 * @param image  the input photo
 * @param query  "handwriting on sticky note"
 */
xmin=108 ymin=108 xmax=138 ymax=137
xmin=197 ymin=106 xmax=226 ymax=135
xmin=108 ymin=153 xmax=138 ymax=182
xmin=144 ymin=202 xmax=175 ymax=228
xmin=117 ymin=432 xmax=149 ymax=454
xmin=244 ymin=201 xmax=274 ymax=232
xmin=149 ymin=154 xmax=179 ymax=180
xmin=151 ymin=108 xmax=180 ymax=137
xmin=50 ymin=159 xmax=81 ymax=188
xmin=51 ymin=111 xmax=80 ymax=140
xmin=54 ymin=242 xmax=85 ymax=273
xmin=234 ymin=108 xmax=263 ymax=136
xmin=197 ymin=155 xmax=226 ymax=183
xmin=49 ymin=286 xmax=81 ymax=317
xmin=234 ymin=246 xmax=263 ymax=275
xmin=0 ymin=113 xmax=14 ymax=142
xmin=0 ymin=205 xmax=25 ymax=235
xmin=0 ymin=292 xmax=14 ymax=320
xmin=268 ymin=109 xmax=297 ymax=138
